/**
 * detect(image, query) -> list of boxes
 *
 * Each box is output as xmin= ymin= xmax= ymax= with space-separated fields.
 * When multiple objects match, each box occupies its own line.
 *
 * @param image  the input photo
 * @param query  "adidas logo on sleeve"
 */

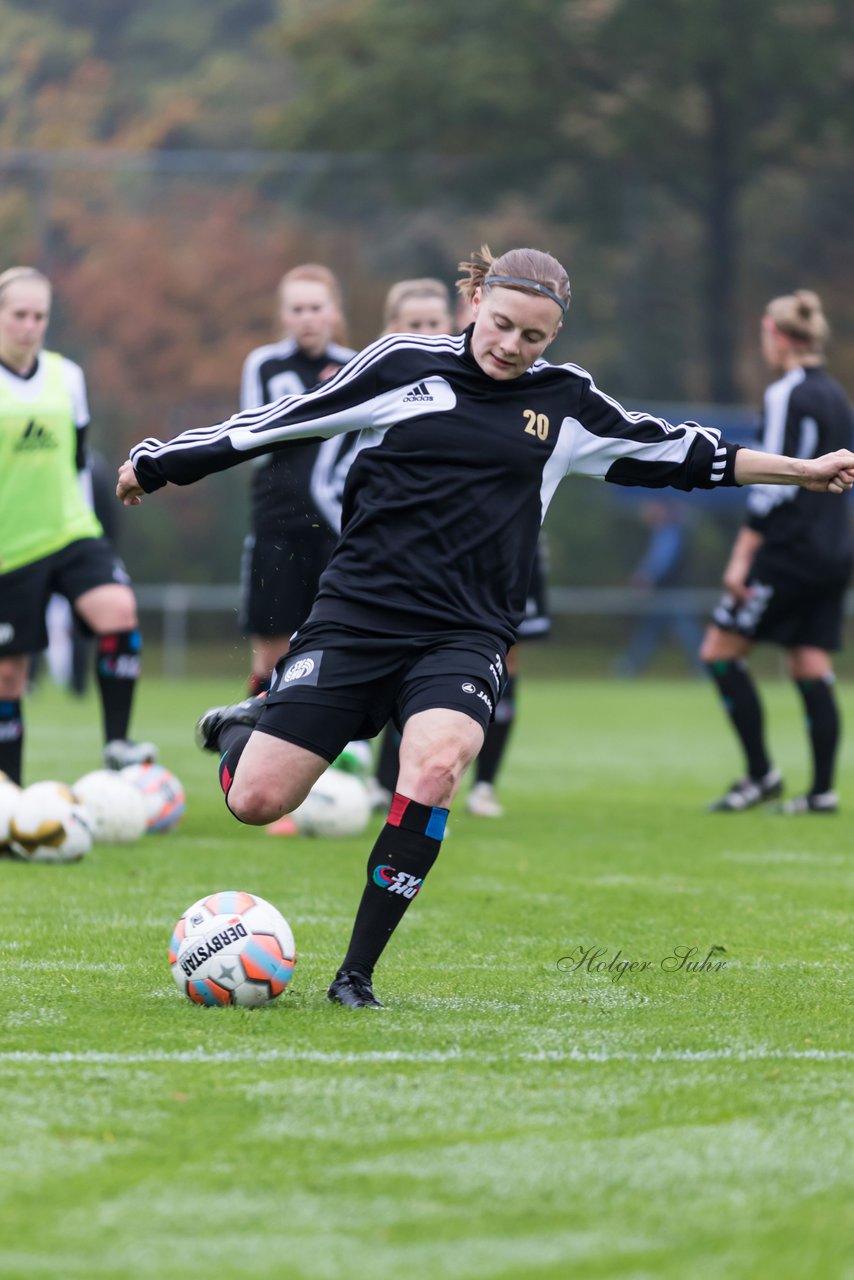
xmin=402 ymin=382 xmax=434 ymax=403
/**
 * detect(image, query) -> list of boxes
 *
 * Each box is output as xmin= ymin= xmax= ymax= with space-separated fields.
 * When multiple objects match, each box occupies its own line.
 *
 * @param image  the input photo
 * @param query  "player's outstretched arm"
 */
xmin=116 ymin=460 xmax=144 ymax=506
xmin=735 ymin=447 xmax=854 ymax=494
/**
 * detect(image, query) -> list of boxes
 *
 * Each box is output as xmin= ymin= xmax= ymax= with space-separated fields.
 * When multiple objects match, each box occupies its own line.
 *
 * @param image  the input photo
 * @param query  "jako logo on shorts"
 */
xmin=285 ymin=658 xmax=315 ymax=682
xmin=461 ymin=682 xmax=477 ymax=694
xmin=372 ymin=865 xmax=423 ymax=898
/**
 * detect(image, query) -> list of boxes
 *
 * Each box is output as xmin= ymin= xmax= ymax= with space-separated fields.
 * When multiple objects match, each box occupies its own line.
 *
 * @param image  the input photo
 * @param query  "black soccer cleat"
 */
xmin=708 ymin=768 xmax=783 ymax=812
xmin=195 ymin=694 xmax=266 ymax=753
xmin=327 ymin=969 xmax=384 ymax=1009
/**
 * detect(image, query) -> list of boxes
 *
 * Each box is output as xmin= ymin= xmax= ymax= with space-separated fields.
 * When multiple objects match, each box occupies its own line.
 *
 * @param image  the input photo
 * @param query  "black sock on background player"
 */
xmin=475 ymin=673 xmax=516 ymax=785
xmin=706 ymin=658 xmax=772 ymax=779
xmin=0 ymin=699 xmax=24 ymax=784
xmin=795 ymin=675 xmax=840 ymax=795
xmin=96 ymin=629 xmax=143 ymax=743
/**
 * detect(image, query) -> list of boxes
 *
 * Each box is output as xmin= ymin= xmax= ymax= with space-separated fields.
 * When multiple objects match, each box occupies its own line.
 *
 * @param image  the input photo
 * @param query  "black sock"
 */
xmin=96 ymin=629 xmax=142 ymax=742
xmin=0 ymin=699 xmax=24 ymax=784
xmin=339 ymin=793 xmax=448 ymax=979
xmin=795 ymin=676 xmax=840 ymax=794
xmin=217 ymin=724 xmax=254 ymax=799
xmin=706 ymin=658 xmax=771 ymax=779
xmin=476 ymin=674 xmax=516 ymax=784
xmin=375 ymin=724 xmax=401 ymax=793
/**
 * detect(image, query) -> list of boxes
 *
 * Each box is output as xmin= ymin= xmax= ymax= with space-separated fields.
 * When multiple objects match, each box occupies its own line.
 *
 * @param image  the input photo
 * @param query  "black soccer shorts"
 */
xmin=255 ymin=620 xmax=507 ymax=762
xmin=0 ymin=538 xmax=131 ymax=656
xmin=711 ymin=561 xmax=849 ymax=650
xmin=239 ymin=527 xmax=337 ymax=637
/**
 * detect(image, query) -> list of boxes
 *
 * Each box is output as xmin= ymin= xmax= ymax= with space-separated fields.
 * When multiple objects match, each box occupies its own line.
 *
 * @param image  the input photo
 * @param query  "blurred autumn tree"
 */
xmin=270 ymin=0 xmax=854 ymax=402
xmin=0 ymin=0 xmax=390 ymax=582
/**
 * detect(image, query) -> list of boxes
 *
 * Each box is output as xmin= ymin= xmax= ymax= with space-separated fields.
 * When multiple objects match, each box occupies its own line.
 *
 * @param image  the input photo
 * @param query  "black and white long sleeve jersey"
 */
xmin=131 ymin=328 xmax=740 ymax=647
xmin=240 ymin=337 xmax=355 ymax=534
xmin=745 ymin=366 xmax=854 ymax=582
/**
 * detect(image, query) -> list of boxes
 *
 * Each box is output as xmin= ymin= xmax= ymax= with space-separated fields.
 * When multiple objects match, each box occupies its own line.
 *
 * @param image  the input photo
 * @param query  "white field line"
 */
xmin=0 ymin=1046 xmax=851 ymax=1066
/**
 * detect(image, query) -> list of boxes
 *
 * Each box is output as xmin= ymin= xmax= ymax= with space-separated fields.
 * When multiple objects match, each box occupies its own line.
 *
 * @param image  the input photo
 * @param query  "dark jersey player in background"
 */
xmin=118 ymin=247 xmax=854 ymax=1010
xmin=240 ymin=263 xmax=354 ymax=697
xmin=702 ymin=289 xmax=854 ymax=814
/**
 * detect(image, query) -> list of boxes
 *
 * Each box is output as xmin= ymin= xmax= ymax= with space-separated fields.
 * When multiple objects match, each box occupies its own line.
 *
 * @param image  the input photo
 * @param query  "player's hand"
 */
xmin=801 ymin=449 xmax=854 ymax=494
xmin=117 ymin=460 xmax=144 ymax=506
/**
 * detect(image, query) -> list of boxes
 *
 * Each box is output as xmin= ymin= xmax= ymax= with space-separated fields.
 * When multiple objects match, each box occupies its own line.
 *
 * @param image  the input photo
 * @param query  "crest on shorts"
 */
xmin=274 ymin=650 xmax=323 ymax=690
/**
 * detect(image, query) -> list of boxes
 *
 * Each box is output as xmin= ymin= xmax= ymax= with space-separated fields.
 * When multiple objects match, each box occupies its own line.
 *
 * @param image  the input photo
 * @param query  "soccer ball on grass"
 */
xmin=8 ymin=780 xmax=94 ymax=863
xmin=73 ymin=770 xmax=148 ymax=844
xmin=169 ymin=891 xmax=296 ymax=1008
xmin=291 ymin=768 xmax=371 ymax=837
xmin=121 ymin=763 xmax=185 ymax=833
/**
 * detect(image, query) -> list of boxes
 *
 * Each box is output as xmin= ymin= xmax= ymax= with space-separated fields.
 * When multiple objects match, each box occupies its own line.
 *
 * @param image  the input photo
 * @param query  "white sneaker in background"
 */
xmin=466 ymin=781 xmax=504 ymax=818
xmin=103 ymin=739 xmax=158 ymax=770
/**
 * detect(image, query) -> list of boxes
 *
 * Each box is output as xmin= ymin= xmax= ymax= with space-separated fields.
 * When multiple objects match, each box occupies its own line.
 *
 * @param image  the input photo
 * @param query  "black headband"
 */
xmin=484 ymin=275 xmax=568 ymax=313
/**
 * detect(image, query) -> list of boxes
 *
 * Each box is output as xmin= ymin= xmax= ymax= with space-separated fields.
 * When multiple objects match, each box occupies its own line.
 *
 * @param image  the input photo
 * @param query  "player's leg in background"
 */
xmin=0 ymin=655 xmax=28 ymax=784
xmin=467 ymin=644 xmax=521 ymax=818
xmin=70 ymin=612 xmax=93 ymax=696
xmin=73 ymin=580 xmax=155 ymax=769
xmin=366 ymin=722 xmax=400 ymax=811
xmin=783 ymin=645 xmax=841 ymax=811
xmin=44 ymin=594 xmax=75 ymax=689
xmin=701 ymin=623 xmax=780 ymax=810
xmin=248 ymin=634 xmax=292 ymax=696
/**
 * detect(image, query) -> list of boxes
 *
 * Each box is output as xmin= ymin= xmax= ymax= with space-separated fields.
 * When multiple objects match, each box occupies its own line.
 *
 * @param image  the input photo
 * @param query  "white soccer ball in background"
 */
xmin=169 ymin=890 xmax=297 ymax=1008
xmin=9 ymin=780 xmax=93 ymax=864
xmin=0 ymin=773 xmax=22 ymax=854
xmin=72 ymin=770 xmax=148 ymax=844
xmin=121 ymin=763 xmax=186 ymax=834
xmin=291 ymin=768 xmax=371 ymax=838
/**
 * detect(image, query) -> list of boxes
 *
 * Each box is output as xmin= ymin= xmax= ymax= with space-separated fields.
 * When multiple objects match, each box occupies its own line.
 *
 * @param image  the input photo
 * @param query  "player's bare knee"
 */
xmin=225 ymin=780 xmax=282 ymax=826
xmin=699 ymin=631 xmax=721 ymax=664
xmin=0 ymin=660 xmax=27 ymax=699
xmin=105 ymin=591 xmax=139 ymax=632
xmin=408 ymin=744 xmax=474 ymax=806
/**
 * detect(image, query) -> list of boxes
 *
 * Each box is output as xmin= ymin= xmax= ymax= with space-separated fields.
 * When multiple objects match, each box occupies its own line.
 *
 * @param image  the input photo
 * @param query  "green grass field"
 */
xmin=2 ymin=672 xmax=853 ymax=1280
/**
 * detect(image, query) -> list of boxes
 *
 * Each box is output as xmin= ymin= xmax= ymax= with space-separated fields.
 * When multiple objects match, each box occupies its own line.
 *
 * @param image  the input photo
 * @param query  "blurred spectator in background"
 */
xmin=703 ymin=289 xmax=854 ymax=814
xmin=614 ymin=498 xmax=705 ymax=678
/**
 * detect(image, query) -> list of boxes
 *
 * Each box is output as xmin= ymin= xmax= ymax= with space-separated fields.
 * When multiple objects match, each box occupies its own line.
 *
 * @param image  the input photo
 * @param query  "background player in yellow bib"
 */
xmin=0 ymin=266 xmax=155 ymax=784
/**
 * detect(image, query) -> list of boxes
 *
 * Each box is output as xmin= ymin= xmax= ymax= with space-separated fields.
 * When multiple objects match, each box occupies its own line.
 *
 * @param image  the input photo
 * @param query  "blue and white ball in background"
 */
xmin=121 ymin=763 xmax=186 ymax=834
